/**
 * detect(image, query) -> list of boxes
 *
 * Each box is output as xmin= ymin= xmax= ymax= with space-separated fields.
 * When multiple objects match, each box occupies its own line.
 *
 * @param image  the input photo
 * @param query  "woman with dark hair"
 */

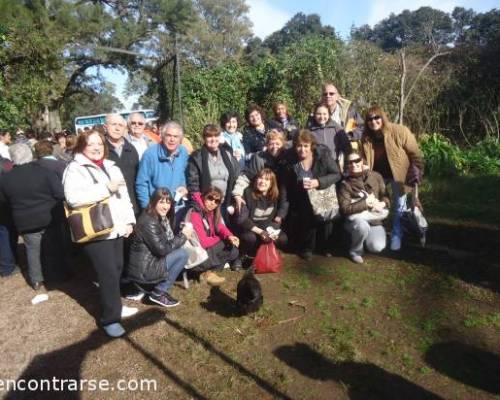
xmin=242 ymin=104 xmax=276 ymax=157
xmin=360 ymin=105 xmax=424 ymax=251
xmin=237 ymin=168 xmax=288 ymax=257
xmin=189 ymin=187 xmax=240 ymax=284
xmin=187 ymin=124 xmax=240 ymax=217
xmin=53 ymin=132 xmax=71 ymax=162
xmin=63 ymin=130 xmax=136 ymax=338
xmin=219 ymin=111 xmax=245 ymax=168
xmin=308 ymin=102 xmax=351 ymax=170
xmin=127 ymin=188 xmax=191 ymax=307
xmin=271 ymin=102 xmax=299 ymax=140
xmin=283 ymin=129 xmax=341 ymax=260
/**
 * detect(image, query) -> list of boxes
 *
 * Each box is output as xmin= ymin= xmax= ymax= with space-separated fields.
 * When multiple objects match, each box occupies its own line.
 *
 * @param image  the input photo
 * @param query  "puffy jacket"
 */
xmin=337 ymin=170 xmax=390 ymax=225
xmin=136 ymin=143 xmax=189 ymax=209
xmin=361 ymin=123 xmax=424 ymax=193
xmin=127 ymin=212 xmax=187 ymax=284
xmin=242 ymin=121 xmax=277 ymax=156
xmin=308 ymin=119 xmax=351 ymax=161
xmin=63 ymin=153 xmax=136 ymax=241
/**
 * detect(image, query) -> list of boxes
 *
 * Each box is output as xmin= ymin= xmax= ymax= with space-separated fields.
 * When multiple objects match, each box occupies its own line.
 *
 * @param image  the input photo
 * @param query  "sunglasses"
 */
xmin=348 ymin=158 xmax=362 ymax=165
xmin=323 ymin=92 xmax=337 ymax=96
xmin=130 ymin=121 xmax=145 ymax=126
xmin=367 ymin=115 xmax=382 ymax=122
xmin=206 ymin=195 xmax=221 ymax=204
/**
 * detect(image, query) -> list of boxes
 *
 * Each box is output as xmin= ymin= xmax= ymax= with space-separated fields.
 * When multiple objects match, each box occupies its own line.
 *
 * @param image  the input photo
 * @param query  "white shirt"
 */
xmin=127 ymin=134 xmax=149 ymax=160
xmin=0 ymin=142 xmax=10 ymax=160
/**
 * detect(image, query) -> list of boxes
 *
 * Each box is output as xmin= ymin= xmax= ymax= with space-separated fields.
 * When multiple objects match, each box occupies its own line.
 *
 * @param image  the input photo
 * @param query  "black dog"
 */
xmin=236 ymin=268 xmax=263 ymax=315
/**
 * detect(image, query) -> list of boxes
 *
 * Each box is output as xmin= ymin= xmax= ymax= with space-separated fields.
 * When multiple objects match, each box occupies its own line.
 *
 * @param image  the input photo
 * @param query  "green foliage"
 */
xmin=420 ymin=133 xmax=500 ymax=176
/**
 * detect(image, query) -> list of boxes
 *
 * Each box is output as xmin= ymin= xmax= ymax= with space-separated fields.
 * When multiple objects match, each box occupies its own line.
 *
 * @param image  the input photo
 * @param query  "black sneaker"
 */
xmin=300 ymin=251 xmax=313 ymax=261
xmin=149 ymin=292 xmax=180 ymax=308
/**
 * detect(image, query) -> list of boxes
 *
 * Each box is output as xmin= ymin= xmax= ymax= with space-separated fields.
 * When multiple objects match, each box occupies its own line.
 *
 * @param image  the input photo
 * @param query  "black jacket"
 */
xmin=127 ymin=212 xmax=187 ymax=284
xmin=107 ymin=138 xmax=139 ymax=214
xmin=187 ymin=145 xmax=240 ymax=208
xmin=242 ymin=121 xmax=277 ymax=155
xmin=282 ymin=144 xmax=342 ymax=212
xmin=0 ymin=163 xmax=64 ymax=232
xmin=35 ymin=157 xmax=67 ymax=181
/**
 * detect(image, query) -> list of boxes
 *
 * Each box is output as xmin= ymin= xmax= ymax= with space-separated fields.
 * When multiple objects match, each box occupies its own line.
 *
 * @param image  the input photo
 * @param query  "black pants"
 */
xmin=193 ymin=240 xmax=239 ymax=272
xmin=82 ymin=238 xmax=123 ymax=326
xmin=240 ymin=230 xmax=288 ymax=257
xmin=296 ymin=207 xmax=333 ymax=253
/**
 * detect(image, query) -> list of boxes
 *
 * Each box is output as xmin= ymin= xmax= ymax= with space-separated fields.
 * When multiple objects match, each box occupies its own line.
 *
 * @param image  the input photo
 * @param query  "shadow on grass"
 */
xmin=425 ymin=341 xmax=500 ymax=395
xmin=5 ymin=309 xmax=170 ymax=400
xmin=199 ymin=286 xmax=240 ymax=318
xmin=164 ymin=316 xmax=293 ymax=400
xmin=274 ymin=342 xmax=443 ymax=400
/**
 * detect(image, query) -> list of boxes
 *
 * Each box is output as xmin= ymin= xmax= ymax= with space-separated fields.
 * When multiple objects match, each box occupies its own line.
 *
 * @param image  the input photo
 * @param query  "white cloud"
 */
xmin=368 ymin=0 xmax=466 ymax=26
xmin=246 ymin=0 xmax=292 ymax=39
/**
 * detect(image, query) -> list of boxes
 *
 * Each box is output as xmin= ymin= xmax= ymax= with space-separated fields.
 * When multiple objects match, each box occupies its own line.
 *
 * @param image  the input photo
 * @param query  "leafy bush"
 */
xmin=420 ymin=133 xmax=500 ymax=176
xmin=420 ymin=133 xmax=465 ymax=176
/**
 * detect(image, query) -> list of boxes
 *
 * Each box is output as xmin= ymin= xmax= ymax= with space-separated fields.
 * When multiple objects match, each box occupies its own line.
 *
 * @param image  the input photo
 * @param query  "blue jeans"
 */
xmin=154 ymin=248 xmax=189 ymax=294
xmin=23 ymin=230 xmax=45 ymax=285
xmin=388 ymin=181 xmax=407 ymax=245
xmin=0 ymin=225 xmax=15 ymax=276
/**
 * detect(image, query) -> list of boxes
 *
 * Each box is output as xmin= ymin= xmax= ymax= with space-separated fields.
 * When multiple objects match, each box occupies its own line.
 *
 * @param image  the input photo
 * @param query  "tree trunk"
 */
xmin=397 ymin=48 xmax=406 ymax=124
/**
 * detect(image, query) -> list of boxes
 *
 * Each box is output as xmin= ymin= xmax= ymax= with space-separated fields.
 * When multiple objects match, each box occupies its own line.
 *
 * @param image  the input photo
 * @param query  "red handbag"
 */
xmin=254 ymin=242 xmax=283 ymax=274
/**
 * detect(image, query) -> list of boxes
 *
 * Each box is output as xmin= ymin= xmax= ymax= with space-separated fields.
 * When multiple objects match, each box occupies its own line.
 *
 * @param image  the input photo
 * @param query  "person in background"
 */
xmin=63 ymin=130 xmax=136 ymax=338
xmin=242 ymin=104 xmax=276 ymax=158
xmin=126 ymin=112 xmax=155 ymax=160
xmin=219 ymin=111 xmax=245 ymax=168
xmin=0 ymin=155 xmax=16 ymax=278
xmin=53 ymin=132 xmax=71 ymax=162
xmin=127 ymin=188 xmax=191 ymax=308
xmin=271 ymin=102 xmax=299 ymax=140
xmin=189 ymin=187 xmax=241 ymax=283
xmin=187 ymin=124 xmax=240 ymax=220
xmin=308 ymin=82 xmax=364 ymax=148
xmin=1 ymin=143 xmax=68 ymax=290
xmin=338 ymin=152 xmax=389 ymax=263
xmin=233 ymin=130 xmax=288 ymax=213
xmin=360 ymin=105 xmax=424 ymax=251
xmin=136 ymin=121 xmax=189 ymax=211
xmin=0 ymin=130 xmax=12 ymax=160
xmin=104 ymin=113 xmax=140 ymax=216
xmin=35 ymin=140 xmax=67 ymax=179
xmin=308 ymin=102 xmax=351 ymax=170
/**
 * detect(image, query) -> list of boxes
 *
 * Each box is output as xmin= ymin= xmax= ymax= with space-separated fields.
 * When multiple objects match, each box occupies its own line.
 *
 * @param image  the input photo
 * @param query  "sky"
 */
xmin=100 ymin=0 xmax=499 ymax=110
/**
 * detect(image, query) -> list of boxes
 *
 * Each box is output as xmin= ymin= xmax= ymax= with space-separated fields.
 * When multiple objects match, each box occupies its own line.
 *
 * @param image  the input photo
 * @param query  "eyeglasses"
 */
xmin=367 ymin=115 xmax=382 ymax=122
xmin=348 ymin=158 xmax=362 ymax=165
xmin=130 ymin=121 xmax=145 ymax=126
xmin=323 ymin=92 xmax=337 ymax=96
xmin=206 ymin=195 xmax=221 ymax=204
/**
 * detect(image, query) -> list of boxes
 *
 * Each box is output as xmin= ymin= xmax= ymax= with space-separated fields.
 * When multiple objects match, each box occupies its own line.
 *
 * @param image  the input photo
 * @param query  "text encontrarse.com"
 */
xmin=0 ymin=378 xmax=157 ymax=392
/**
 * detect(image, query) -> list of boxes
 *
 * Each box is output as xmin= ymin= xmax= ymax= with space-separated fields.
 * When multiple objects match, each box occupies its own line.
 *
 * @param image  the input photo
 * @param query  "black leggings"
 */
xmin=240 ymin=230 xmax=288 ymax=256
xmin=82 ymin=238 xmax=123 ymax=326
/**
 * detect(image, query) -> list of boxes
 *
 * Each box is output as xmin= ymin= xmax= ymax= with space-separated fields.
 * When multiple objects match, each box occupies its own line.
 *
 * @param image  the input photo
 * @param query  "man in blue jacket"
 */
xmin=136 ymin=121 xmax=189 ymax=210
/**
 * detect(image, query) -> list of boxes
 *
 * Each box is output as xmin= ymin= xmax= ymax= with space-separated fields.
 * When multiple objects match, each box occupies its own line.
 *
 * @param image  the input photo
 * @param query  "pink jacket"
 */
xmin=190 ymin=192 xmax=232 ymax=249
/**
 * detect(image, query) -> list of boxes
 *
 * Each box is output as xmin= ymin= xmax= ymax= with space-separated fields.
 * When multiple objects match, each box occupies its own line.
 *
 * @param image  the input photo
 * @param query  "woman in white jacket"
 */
xmin=63 ymin=130 xmax=136 ymax=338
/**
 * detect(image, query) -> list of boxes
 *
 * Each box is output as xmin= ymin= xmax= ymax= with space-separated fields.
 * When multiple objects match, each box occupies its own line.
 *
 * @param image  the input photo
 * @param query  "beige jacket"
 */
xmin=361 ymin=123 xmax=424 ymax=193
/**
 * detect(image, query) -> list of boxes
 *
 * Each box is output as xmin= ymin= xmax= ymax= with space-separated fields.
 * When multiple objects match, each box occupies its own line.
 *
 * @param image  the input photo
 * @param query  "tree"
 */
xmin=262 ymin=13 xmax=337 ymax=54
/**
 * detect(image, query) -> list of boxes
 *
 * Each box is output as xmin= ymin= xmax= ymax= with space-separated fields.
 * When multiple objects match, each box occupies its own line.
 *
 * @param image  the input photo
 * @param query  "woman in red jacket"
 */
xmin=189 ymin=187 xmax=240 ymax=285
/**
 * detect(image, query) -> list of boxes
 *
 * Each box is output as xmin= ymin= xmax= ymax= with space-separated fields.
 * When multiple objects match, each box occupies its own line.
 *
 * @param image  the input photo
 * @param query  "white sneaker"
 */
xmin=125 ymin=292 xmax=145 ymax=301
xmin=390 ymin=236 xmax=401 ymax=251
xmin=121 ymin=305 xmax=139 ymax=318
xmin=350 ymin=255 xmax=364 ymax=264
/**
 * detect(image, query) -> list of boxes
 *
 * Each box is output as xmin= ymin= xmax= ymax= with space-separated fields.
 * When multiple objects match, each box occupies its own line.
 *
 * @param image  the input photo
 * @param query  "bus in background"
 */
xmin=73 ymin=109 xmax=157 ymax=134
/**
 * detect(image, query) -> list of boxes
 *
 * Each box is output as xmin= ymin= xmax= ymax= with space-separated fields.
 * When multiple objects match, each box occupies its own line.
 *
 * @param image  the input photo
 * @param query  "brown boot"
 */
xmin=202 ymin=270 xmax=225 ymax=286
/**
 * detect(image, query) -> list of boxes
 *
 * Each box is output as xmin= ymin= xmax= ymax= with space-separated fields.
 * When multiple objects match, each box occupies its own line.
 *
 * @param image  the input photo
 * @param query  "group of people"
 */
xmin=0 ymin=82 xmax=424 ymax=338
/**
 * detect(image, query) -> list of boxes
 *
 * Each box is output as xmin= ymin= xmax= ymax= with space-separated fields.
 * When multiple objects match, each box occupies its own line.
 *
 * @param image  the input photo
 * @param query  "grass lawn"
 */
xmin=0 ymin=176 xmax=499 ymax=399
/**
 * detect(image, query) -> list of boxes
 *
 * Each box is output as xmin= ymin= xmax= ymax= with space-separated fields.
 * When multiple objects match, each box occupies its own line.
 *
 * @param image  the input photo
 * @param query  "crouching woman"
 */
xmin=237 ymin=168 xmax=288 ymax=257
xmin=127 ymin=188 xmax=192 ymax=307
xmin=189 ymin=187 xmax=240 ymax=284
xmin=337 ymin=152 xmax=390 ymax=264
